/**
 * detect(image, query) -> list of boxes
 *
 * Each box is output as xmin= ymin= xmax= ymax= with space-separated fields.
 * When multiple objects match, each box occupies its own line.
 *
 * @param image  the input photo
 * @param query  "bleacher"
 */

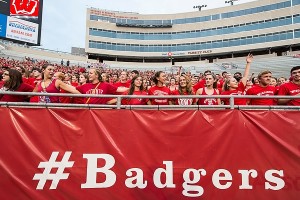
xmin=0 ymin=40 xmax=89 ymax=67
xmin=214 ymin=53 xmax=300 ymax=78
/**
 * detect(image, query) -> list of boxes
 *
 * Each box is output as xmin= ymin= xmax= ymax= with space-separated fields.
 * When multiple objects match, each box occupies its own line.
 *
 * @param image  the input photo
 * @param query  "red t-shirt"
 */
xmin=71 ymin=82 xmax=79 ymax=87
xmin=193 ymin=79 xmax=206 ymax=91
xmin=30 ymin=77 xmax=42 ymax=103
xmin=114 ymin=81 xmax=130 ymax=95
xmin=246 ymin=85 xmax=276 ymax=105
xmin=148 ymin=86 xmax=171 ymax=105
xmin=121 ymin=90 xmax=148 ymax=105
xmin=0 ymin=83 xmax=33 ymax=102
xmin=221 ymin=82 xmax=247 ymax=105
xmin=114 ymin=81 xmax=130 ymax=88
xmin=22 ymin=77 xmax=35 ymax=87
xmin=278 ymin=82 xmax=300 ymax=106
xmin=171 ymin=90 xmax=196 ymax=105
xmin=76 ymin=82 xmax=117 ymax=104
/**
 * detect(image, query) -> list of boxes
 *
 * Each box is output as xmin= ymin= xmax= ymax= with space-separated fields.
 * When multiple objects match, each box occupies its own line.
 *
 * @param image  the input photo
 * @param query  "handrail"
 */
xmin=1 ymin=91 xmax=300 ymax=110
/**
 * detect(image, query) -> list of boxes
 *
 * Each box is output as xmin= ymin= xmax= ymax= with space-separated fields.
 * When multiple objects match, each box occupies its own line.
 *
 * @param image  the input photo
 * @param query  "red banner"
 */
xmin=0 ymin=108 xmax=299 ymax=199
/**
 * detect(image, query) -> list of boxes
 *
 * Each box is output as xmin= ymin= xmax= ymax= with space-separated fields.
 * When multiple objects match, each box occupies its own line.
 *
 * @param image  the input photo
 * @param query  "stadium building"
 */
xmin=86 ymin=0 xmax=300 ymax=76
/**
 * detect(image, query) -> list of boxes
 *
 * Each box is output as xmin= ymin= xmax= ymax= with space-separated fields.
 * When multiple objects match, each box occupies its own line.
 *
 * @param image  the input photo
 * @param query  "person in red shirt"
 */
xmin=112 ymin=73 xmax=119 ymax=84
xmin=114 ymin=71 xmax=130 ymax=88
xmin=193 ymin=70 xmax=211 ymax=92
xmin=0 ymin=69 xmax=33 ymax=102
xmin=16 ymin=66 xmax=35 ymax=87
xmin=73 ymin=74 xmax=89 ymax=104
xmin=148 ymin=71 xmax=172 ymax=105
xmin=120 ymin=76 xmax=148 ymax=105
xmin=29 ymin=67 xmax=43 ymax=102
xmin=76 ymin=68 xmax=127 ymax=104
xmin=71 ymin=75 xmax=79 ymax=87
xmin=31 ymin=67 xmax=43 ymax=86
xmin=278 ymin=66 xmax=300 ymax=106
xmin=277 ymin=77 xmax=287 ymax=86
xmin=126 ymin=70 xmax=139 ymax=84
xmin=221 ymin=54 xmax=253 ymax=106
xmin=101 ymin=72 xmax=109 ymax=83
xmin=196 ymin=73 xmax=221 ymax=105
xmin=168 ymin=77 xmax=178 ymax=92
xmin=246 ymin=70 xmax=276 ymax=105
xmin=172 ymin=74 xmax=196 ymax=105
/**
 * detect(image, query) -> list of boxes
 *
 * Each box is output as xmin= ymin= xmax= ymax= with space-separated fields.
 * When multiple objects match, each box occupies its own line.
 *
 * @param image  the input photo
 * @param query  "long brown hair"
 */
xmin=222 ymin=79 xmax=231 ymax=91
xmin=128 ymin=76 xmax=143 ymax=95
xmin=178 ymin=74 xmax=193 ymax=95
xmin=3 ymin=69 xmax=23 ymax=91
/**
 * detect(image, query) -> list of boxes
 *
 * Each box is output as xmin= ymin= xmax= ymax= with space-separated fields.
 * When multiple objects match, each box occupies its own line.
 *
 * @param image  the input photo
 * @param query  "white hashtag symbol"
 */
xmin=33 ymin=151 xmax=74 ymax=190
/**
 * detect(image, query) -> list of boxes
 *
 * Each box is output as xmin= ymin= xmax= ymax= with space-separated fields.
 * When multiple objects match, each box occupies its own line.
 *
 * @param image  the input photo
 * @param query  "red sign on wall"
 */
xmin=10 ymin=0 xmax=40 ymax=17
xmin=0 ymin=108 xmax=299 ymax=199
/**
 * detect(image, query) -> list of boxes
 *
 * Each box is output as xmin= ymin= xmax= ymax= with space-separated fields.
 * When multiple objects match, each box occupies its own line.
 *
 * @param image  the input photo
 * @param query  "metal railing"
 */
xmin=0 ymin=91 xmax=300 ymax=110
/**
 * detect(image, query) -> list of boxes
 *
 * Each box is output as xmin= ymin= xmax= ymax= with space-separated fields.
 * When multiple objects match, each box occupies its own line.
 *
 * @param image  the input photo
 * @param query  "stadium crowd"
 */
xmin=0 ymin=55 xmax=299 ymax=106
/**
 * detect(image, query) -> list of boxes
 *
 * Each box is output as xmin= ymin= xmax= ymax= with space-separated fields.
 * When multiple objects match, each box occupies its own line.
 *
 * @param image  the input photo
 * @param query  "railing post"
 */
xmin=116 ymin=96 xmax=121 ymax=109
xmin=230 ymin=96 xmax=234 ymax=110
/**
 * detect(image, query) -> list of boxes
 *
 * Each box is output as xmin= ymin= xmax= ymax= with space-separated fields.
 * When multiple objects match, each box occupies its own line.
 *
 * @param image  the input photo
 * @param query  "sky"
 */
xmin=41 ymin=0 xmax=256 ymax=53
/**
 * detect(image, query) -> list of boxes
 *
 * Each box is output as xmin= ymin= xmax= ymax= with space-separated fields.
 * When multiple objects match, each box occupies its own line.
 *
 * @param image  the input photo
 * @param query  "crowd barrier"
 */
xmin=0 ymin=108 xmax=299 ymax=199
xmin=1 ymin=91 xmax=300 ymax=110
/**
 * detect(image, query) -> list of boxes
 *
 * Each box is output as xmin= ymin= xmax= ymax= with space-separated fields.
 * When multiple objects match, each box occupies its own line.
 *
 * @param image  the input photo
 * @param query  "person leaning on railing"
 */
xmin=147 ymin=71 xmax=173 ymax=105
xmin=171 ymin=74 xmax=197 ymax=105
xmin=32 ymin=64 xmax=80 ymax=103
xmin=72 ymin=73 xmax=89 ymax=104
xmin=277 ymin=66 xmax=300 ymax=106
xmin=221 ymin=54 xmax=253 ymax=105
xmin=120 ymin=76 xmax=148 ymax=105
xmin=196 ymin=73 xmax=221 ymax=105
xmin=0 ymin=69 xmax=33 ymax=102
xmin=246 ymin=70 xmax=276 ymax=106
xmin=76 ymin=68 xmax=127 ymax=104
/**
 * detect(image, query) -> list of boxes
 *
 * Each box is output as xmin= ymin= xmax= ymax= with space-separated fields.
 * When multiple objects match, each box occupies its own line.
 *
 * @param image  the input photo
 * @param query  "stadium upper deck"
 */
xmin=86 ymin=0 xmax=300 ymax=63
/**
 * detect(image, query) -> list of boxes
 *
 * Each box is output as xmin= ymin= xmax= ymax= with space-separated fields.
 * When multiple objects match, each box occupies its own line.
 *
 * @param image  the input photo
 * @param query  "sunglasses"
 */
xmin=3 ymin=72 xmax=9 ymax=76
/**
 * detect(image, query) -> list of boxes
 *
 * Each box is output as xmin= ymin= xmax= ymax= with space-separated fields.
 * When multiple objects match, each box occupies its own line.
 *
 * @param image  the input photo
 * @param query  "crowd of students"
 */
xmin=0 ymin=55 xmax=299 ymax=106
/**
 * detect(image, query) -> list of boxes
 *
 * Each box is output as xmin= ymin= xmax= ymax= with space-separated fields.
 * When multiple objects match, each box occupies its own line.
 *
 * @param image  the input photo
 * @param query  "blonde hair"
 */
xmin=257 ymin=70 xmax=272 ymax=80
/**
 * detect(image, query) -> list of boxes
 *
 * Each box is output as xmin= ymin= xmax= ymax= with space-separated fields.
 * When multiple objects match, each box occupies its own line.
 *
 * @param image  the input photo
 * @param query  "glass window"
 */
xmin=287 ymin=31 xmax=293 ymax=39
xmin=259 ymin=35 xmax=266 ymax=43
xmin=186 ymin=18 xmax=195 ymax=23
xmin=119 ymin=44 xmax=125 ymax=51
xmin=212 ymin=14 xmax=220 ymax=20
xmin=253 ymin=35 xmax=260 ymax=43
xmin=90 ymin=41 xmax=96 ymax=49
xmin=272 ymin=33 xmax=280 ymax=41
xmin=295 ymin=30 xmax=300 ymax=38
xmin=246 ymin=36 xmax=253 ymax=44
xmin=205 ymin=16 xmax=211 ymax=21
xmin=279 ymin=32 xmax=287 ymax=40
xmin=221 ymin=13 xmax=228 ymax=18
xmin=238 ymin=37 xmax=245 ymax=46
xmin=294 ymin=15 xmax=300 ymax=23
xmin=223 ymin=39 xmax=229 ymax=47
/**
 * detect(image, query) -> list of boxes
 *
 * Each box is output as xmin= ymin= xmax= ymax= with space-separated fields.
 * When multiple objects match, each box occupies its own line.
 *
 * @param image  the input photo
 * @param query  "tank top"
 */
xmin=37 ymin=79 xmax=60 ymax=103
xmin=197 ymin=88 xmax=219 ymax=105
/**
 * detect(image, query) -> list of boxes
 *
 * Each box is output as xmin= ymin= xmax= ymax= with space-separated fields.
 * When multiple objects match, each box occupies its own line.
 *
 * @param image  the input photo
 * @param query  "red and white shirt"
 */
xmin=148 ymin=86 xmax=171 ymax=105
xmin=278 ymin=82 xmax=300 ymax=106
xmin=246 ymin=85 xmax=276 ymax=105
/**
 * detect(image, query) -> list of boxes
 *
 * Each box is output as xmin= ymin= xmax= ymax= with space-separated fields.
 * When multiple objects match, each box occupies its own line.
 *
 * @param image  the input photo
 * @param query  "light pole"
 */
xmin=193 ymin=5 xmax=207 ymax=11
xmin=225 ymin=0 xmax=239 ymax=6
